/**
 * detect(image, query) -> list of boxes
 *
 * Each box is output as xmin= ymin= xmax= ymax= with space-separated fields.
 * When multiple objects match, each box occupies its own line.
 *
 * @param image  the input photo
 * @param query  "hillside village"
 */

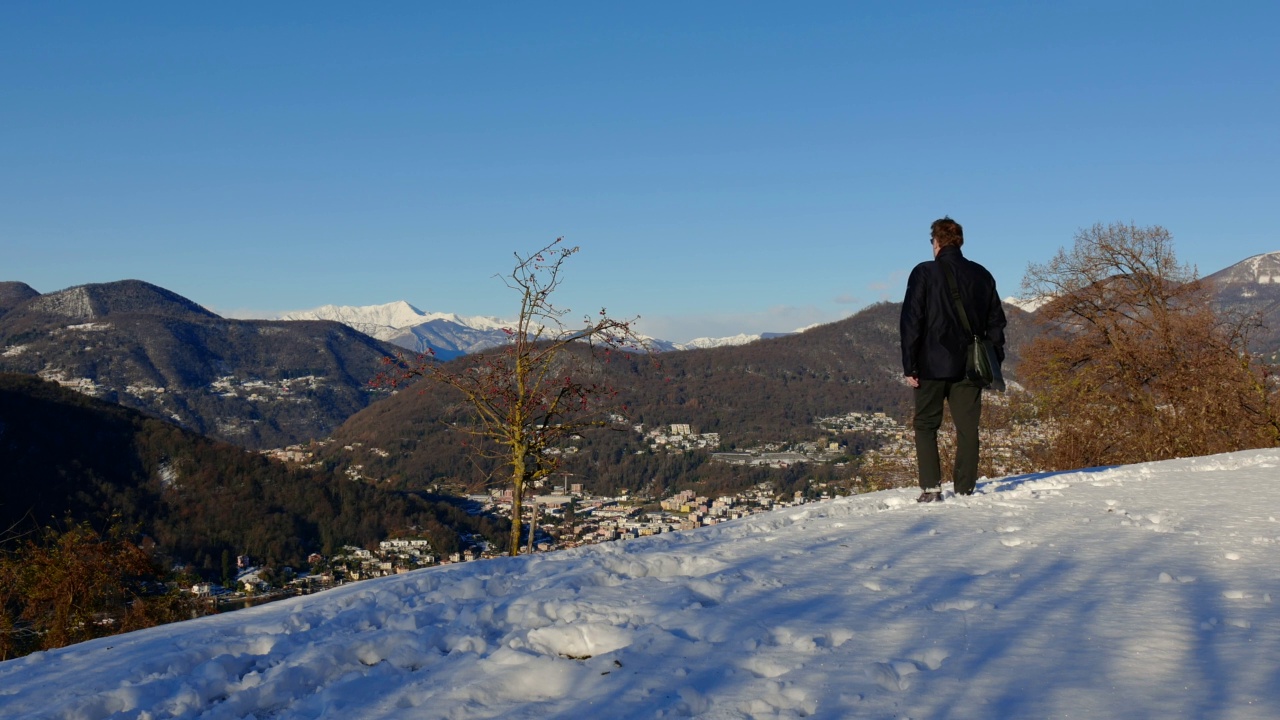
xmin=190 ymin=470 xmax=818 ymax=605
xmin=217 ymin=407 xmax=1049 ymax=605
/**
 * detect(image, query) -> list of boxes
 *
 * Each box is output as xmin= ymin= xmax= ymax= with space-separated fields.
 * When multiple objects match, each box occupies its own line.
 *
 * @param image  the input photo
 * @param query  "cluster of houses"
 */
xmin=263 ymin=439 xmax=385 ymax=473
xmin=659 ymin=484 xmax=795 ymax=525
xmin=640 ymin=421 xmax=846 ymax=468
xmin=323 ymin=539 xmax=452 ymax=580
xmin=711 ymin=448 xmax=830 ymax=468
xmin=209 ymin=374 xmax=325 ymax=403
xmin=639 ymin=423 xmax=721 ymax=453
xmin=472 ymin=476 xmax=814 ymax=553
xmin=36 ymin=368 xmax=103 ymax=396
xmin=814 ymin=411 xmax=908 ymax=438
xmin=187 ymin=537 xmax=457 ymax=602
xmin=829 ymin=400 xmax=1044 ymax=486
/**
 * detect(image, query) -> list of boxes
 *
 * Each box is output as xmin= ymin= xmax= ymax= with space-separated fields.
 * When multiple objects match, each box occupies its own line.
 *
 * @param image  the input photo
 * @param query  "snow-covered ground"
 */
xmin=2 ymin=450 xmax=1278 ymax=719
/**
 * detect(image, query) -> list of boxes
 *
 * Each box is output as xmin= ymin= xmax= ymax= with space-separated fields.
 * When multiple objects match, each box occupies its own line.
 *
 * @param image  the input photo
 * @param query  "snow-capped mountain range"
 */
xmin=279 ymin=251 xmax=1280 ymax=358
xmin=281 ymin=302 xmax=516 ymax=360
xmin=280 ymin=301 xmax=792 ymax=358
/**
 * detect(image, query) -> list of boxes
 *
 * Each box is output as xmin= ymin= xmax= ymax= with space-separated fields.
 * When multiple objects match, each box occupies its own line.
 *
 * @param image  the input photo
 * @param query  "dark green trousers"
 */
xmin=913 ymin=378 xmax=983 ymax=494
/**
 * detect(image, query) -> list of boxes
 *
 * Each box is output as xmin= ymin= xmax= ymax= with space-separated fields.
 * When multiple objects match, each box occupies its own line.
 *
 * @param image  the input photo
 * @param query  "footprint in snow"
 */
xmin=867 ymin=661 xmax=919 ymax=692
xmin=737 ymin=654 xmax=798 ymax=679
xmin=866 ymin=649 xmax=950 ymax=692
xmin=912 ymin=647 xmax=950 ymax=670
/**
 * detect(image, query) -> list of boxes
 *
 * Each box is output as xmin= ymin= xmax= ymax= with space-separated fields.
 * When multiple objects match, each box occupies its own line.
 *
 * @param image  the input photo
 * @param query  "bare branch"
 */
xmin=1020 ymin=222 xmax=1280 ymax=468
xmin=372 ymin=239 xmax=648 ymax=555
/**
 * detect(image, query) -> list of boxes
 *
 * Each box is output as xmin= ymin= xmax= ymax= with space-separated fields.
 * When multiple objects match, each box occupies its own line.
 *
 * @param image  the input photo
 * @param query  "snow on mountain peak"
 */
xmin=1239 ymin=252 xmax=1280 ymax=283
xmin=278 ymin=300 xmax=807 ymax=355
xmin=681 ymin=333 xmax=763 ymax=349
xmin=279 ymin=302 xmax=516 ymax=346
xmin=281 ymin=301 xmax=427 ymax=333
xmin=1003 ymin=295 xmax=1051 ymax=313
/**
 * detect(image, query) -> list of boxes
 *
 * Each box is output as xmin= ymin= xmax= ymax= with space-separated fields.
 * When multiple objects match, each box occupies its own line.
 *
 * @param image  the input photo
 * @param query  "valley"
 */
xmin=0 ymin=251 xmax=1276 ymax=607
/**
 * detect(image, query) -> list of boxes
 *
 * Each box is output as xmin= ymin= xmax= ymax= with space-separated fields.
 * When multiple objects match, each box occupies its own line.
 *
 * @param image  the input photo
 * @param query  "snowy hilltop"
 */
xmin=2 ymin=450 xmax=1277 ymax=719
xmin=1205 ymin=251 xmax=1280 ymax=286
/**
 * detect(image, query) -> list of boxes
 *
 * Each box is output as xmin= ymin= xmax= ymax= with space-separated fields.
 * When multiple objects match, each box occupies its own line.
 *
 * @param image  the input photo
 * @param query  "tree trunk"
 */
xmin=527 ymin=500 xmax=540 ymax=555
xmin=508 ymin=457 xmax=524 ymax=556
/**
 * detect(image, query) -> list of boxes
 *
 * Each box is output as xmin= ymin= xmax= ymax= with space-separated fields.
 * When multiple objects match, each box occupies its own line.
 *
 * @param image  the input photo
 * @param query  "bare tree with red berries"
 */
xmin=377 ymin=239 xmax=646 ymax=556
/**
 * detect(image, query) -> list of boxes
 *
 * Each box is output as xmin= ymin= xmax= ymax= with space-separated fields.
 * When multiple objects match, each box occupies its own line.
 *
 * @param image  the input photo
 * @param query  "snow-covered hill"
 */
xmin=1204 ymin=251 xmax=1280 ymax=288
xmin=2 ymin=450 xmax=1277 ymax=719
xmin=1202 ymin=251 xmax=1280 ymax=324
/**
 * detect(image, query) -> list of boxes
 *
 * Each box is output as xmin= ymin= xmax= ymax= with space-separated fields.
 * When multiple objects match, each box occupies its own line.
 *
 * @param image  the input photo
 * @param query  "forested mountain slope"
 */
xmin=0 ymin=374 xmax=505 ymax=573
xmin=0 ymin=280 xmax=401 ymax=449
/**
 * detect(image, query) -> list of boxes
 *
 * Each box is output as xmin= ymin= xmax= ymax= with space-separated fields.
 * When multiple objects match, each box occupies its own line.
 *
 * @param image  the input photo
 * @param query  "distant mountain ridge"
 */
xmin=276 ymin=301 xmax=799 ymax=357
xmin=0 ymin=281 xmax=40 ymax=317
xmin=280 ymin=301 xmax=513 ymax=360
xmin=0 ymin=280 xmax=402 ymax=449
xmin=23 ymin=279 xmax=217 ymax=321
xmin=1203 ymin=251 xmax=1280 ymax=353
xmin=5 ymin=249 xmax=1274 ymax=456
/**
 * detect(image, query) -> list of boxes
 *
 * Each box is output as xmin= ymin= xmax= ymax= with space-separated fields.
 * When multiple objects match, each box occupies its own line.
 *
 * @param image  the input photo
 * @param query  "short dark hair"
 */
xmin=931 ymin=217 xmax=964 ymax=249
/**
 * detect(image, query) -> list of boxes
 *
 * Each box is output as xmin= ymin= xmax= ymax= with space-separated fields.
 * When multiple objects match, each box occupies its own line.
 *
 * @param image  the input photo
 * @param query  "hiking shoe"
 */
xmin=916 ymin=491 xmax=942 ymax=503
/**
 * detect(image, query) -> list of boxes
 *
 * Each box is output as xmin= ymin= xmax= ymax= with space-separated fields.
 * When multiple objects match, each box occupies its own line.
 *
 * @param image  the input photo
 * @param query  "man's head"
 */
xmin=930 ymin=216 xmax=964 ymax=250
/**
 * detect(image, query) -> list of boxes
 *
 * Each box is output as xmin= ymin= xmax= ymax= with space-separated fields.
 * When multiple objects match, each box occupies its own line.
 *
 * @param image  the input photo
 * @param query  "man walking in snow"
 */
xmin=899 ymin=217 xmax=1007 ymax=502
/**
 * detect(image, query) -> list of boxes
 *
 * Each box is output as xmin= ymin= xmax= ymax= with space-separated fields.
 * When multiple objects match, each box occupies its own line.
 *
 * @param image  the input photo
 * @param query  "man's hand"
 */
xmin=905 ymin=375 xmax=920 ymax=388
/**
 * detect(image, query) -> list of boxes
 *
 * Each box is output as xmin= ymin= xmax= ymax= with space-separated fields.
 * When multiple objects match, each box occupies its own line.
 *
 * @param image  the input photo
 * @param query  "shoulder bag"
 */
xmin=940 ymin=261 xmax=1005 ymax=392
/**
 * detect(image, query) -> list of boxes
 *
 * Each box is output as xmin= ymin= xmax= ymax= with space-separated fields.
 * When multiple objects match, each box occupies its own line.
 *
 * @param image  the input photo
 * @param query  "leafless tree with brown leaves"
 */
xmin=376 ymin=239 xmax=648 ymax=556
xmin=1019 ymin=222 xmax=1280 ymax=469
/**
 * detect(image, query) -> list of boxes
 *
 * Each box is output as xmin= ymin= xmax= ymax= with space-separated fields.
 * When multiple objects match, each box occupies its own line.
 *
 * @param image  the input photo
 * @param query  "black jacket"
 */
xmin=899 ymin=246 xmax=1006 ymax=381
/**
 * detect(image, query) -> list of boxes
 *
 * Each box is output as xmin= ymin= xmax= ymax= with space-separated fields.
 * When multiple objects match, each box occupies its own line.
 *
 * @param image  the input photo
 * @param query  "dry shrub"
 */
xmin=1020 ymin=223 xmax=1280 ymax=470
xmin=0 ymin=523 xmax=194 ymax=659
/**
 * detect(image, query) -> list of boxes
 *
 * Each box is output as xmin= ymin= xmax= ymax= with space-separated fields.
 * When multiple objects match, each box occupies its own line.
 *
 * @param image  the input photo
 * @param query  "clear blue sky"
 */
xmin=3 ymin=2 xmax=1277 ymax=342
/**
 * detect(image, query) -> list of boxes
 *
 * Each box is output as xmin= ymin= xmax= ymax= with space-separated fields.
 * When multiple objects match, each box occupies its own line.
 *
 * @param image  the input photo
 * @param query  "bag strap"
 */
xmin=939 ymin=261 xmax=975 ymax=335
